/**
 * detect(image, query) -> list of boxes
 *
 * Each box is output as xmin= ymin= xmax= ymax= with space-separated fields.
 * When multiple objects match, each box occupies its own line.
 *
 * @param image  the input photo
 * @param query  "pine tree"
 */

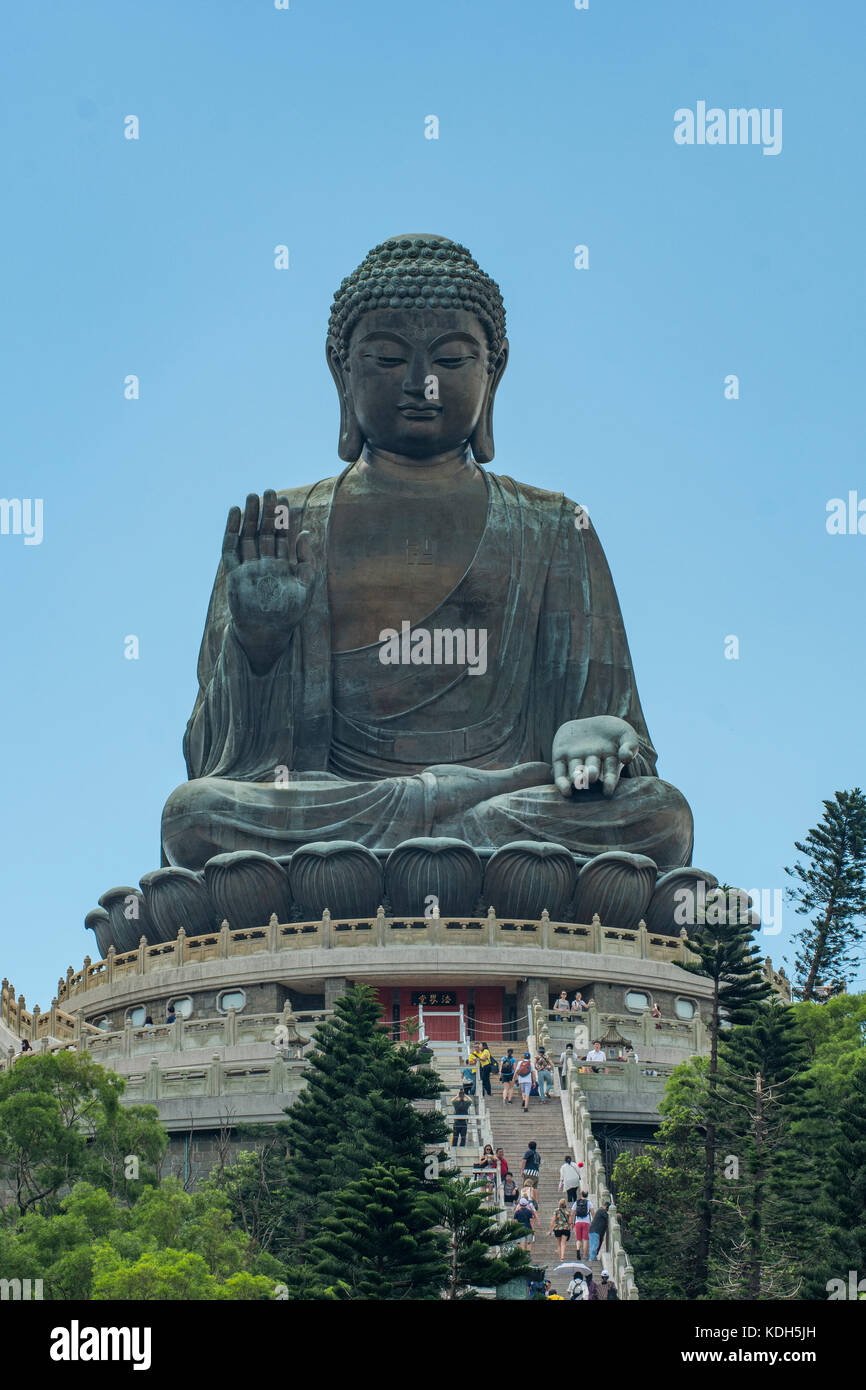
xmin=785 ymin=789 xmax=866 ymax=1000
xmin=611 ymin=1104 xmax=704 ymax=1300
xmin=421 ymin=1174 xmax=531 ymax=1299
xmin=280 ymin=984 xmax=387 ymax=1237
xmin=677 ymin=889 xmax=770 ymax=1296
xmin=281 ymin=983 xmax=450 ymax=1254
xmin=710 ymin=1000 xmax=811 ymax=1299
xmin=334 ymin=1034 xmax=448 ymax=1188
xmin=303 ymin=1165 xmax=448 ymax=1300
xmin=808 ymin=1050 xmax=866 ymax=1299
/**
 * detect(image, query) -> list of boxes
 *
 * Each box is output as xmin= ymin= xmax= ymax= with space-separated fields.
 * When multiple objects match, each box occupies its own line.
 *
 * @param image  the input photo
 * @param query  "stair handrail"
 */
xmin=561 ymin=1052 xmax=640 ymax=1300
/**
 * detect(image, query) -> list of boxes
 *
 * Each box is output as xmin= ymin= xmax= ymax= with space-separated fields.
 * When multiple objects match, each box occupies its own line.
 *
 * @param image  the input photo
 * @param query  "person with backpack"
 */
xmin=571 ymin=1189 xmax=594 ymax=1259
xmin=535 ymin=1047 xmax=554 ymax=1103
xmin=513 ymin=1195 xmax=537 ymax=1250
xmin=559 ymin=1154 xmax=581 ymax=1203
xmin=589 ymin=1201 xmax=611 ymax=1262
xmin=548 ymin=1197 xmax=571 ymax=1261
xmin=499 ymin=1047 xmax=517 ymax=1104
xmin=515 ymin=1052 xmax=535 ymax=1111
xmin=567 ymin=1272 xmax=588 ymax=1301
xmin=521 ymin=1140 xmax=541 ymax=1190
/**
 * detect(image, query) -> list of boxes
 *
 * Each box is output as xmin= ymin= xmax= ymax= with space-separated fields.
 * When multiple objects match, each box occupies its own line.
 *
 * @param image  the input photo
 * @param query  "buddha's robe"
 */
xmin=162 ymin=466 xmax=693 ymax=870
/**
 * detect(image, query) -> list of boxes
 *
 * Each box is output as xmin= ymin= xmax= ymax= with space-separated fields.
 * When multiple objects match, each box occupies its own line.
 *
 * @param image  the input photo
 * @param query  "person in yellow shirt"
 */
xmin=466 ymin=1044 xmax=481 ymax=1096
xmin=477 ymin=1041 xmax=493 ymax=1096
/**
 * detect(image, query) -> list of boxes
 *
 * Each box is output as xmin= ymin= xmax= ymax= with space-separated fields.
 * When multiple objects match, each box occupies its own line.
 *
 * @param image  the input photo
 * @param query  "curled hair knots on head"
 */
xmin=328 ymin=234 xmax=506 ymax=371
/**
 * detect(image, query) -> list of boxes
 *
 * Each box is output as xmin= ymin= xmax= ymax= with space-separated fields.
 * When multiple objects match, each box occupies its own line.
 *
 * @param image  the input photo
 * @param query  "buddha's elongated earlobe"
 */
xmin=470 ymin=340 xmax=509 ymax=465
xmin=327 ymin=337 xmax=365 ymax=462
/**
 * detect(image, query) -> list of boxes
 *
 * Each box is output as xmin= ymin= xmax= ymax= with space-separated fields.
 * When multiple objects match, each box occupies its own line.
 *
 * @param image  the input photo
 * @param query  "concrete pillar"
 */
xmin=324 ymin=977 xmax=349 ymax=1009
xmin=516 ymin=976 xmax=550 ymax=1027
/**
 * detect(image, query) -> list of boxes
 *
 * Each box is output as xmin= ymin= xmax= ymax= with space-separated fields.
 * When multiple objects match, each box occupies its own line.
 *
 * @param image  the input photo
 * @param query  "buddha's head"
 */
xmin=327 ymin=234 xmax=508 ymax=464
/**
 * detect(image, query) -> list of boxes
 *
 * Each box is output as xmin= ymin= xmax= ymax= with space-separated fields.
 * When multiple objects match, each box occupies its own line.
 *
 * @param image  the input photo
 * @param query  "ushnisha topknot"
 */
xmin=328 ymin=234 xmax=506 ymax=371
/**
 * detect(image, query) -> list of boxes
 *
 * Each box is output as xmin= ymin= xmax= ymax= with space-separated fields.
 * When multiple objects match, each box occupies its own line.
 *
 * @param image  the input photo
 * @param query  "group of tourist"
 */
xmin=456 ymin=1041 xmax=558 ymax=1109
xmin=552 ymin=990 xmax=591 ymax=1015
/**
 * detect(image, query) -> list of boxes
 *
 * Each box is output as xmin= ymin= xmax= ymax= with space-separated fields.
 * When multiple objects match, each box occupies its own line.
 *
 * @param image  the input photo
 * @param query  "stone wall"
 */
xmin=85 ymin=982 xmax=326 ymax=1032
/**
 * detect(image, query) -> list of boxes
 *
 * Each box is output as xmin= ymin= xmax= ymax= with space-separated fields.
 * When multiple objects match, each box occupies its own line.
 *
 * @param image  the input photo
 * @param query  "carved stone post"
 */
xmin=207 ymin=1054 xmax=222 ymax=1098
xmin=175 ymin=928 xmax=186 ymax=967
xmin=374 ymin=905 xmax=387 ymax=947
xmin=106 ymin=946 xmax=115 ymax=984
xmin=267 ymin=913 xmax=279 ymax=953
xmin=540 ymin=908 xmax=550 ymax=950
xmin=590 ymin=913 xmax=602 ymax=953
xmin=486 ymin=905 xmax=497 ymax=946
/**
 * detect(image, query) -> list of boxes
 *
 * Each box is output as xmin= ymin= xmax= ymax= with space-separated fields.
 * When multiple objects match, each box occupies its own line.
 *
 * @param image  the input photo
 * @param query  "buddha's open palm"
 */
xmin=223 ymin=490 xmax=315 ymax=671
xmin=552 ymin=716 xmax=640 ymax=799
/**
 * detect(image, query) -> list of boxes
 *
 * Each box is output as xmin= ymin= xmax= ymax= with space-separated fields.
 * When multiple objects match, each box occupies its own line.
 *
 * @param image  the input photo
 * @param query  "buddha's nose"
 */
xmin=401 ymin=353 xmax=430 ymax=396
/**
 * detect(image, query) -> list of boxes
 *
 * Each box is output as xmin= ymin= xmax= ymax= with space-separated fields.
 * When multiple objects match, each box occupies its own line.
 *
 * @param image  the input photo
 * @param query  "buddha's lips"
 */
xmin=398 ymin=405 xmax=441 ymax=419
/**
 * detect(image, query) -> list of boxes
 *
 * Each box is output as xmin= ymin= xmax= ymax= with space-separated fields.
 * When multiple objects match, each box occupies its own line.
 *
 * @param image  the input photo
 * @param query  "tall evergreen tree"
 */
xmin=710 ymin=1000 xmax=810 ymax=1299
xmin=334 ymin=1038 xmax=448 ymax=1188
xmin=785 ymin=789 xmax=866 ymax=1000
xmin=422 ymin=1174 xmax=531 ymax=1299
xmin=808 ymin=1050 xmax=866 ymax=1299
xmin=612 ymin=1104 xmax=704 ymax=1300
xmin=280 ymin=983 xmax=449 ymax=1254
xmin=677 ymin=888 xmax=770 ymax=1296
xmin=280 ymin=984 xmax=388 ymax=1238
xmin=303 ymin=1165 xmax=448 ymax=1300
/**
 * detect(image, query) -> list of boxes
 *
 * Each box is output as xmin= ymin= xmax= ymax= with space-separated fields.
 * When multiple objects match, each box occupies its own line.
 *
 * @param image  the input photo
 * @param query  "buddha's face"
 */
xmin=342 ymin=307 xmax=496 ymax=460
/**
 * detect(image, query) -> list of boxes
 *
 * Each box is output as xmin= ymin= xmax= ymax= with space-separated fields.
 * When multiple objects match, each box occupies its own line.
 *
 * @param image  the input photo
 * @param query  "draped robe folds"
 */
xmin=162 ymin=465 xmax=693 ymax=870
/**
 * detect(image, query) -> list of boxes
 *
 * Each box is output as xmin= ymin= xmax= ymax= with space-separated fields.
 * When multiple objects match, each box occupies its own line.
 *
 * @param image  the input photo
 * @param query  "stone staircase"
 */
xmin=484 ymin=1076 xmax=604 ymax=1298
xmin=423 ymin=1041 xmax=604 ymax=1298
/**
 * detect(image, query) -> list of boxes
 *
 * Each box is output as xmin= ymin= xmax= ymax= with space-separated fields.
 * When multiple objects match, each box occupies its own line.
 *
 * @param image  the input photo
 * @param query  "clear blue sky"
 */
xmin=1 ymin=0 xmax=864 ymax=1004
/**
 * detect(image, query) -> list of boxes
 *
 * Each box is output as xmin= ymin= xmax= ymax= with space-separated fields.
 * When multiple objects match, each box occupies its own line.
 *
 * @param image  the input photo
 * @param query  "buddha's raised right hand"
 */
xmin=222 ymin=490 xmax=315 ymax=673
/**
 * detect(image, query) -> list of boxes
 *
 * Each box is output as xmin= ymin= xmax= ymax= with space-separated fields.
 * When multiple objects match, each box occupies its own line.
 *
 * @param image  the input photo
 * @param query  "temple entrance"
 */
xmin=372 ymin=985 xmax=504 ymax=1045
xmin=420 ymin=1007 xmax=463 ymax=1043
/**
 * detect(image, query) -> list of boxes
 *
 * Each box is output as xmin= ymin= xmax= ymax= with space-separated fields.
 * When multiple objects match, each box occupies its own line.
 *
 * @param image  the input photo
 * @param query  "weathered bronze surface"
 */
xmin=161 ymin=235 xmax=693 ymax=872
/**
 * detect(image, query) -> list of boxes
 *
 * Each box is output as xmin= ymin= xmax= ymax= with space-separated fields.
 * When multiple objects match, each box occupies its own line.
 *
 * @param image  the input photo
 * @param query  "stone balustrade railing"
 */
xmin=116 ymin=1050 xmax=302 ymax=1103
xmin=51 ymin=910 xmax=693 ymax=1008
xmin=545 ymin=1006 xmax=705 ymax=1057
xmin=536 ymin=1002 xmax=639 ymax=1299
xmin=0 ymin=1005 xmax=331 ymax=1073
xmin=565 ymin=1062 xmax=640 ymax=1299
xmin=1 ymin=980 xmax=101 ymax=1043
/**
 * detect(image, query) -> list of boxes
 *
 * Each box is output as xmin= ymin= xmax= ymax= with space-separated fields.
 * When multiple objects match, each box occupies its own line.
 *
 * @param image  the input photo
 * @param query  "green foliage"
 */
xmin=0 ymin=1051 xmax=164 ymax=1215
xmin=277 ymin=983 xmax=447 ymax=1254
xmin=785 ymin=788 xmax=866 ymax=999
xmin=710 ymin=1000 xmax=811 ymax=1299
xmin=304 ymin=1165 xmax=448 ymax=1300
xmin=422 ymin=1174 xmax=531 ymax=1299
xmin=675 ymin=901 xmax=770 ymax=1296
xmin=205 ymin=1136 xmax=293 ymax=1263
xmin=613 ymin=1106 xmax=704 ymax=1300
xmin=0 ymin=1177 xmax=285 ymax=1300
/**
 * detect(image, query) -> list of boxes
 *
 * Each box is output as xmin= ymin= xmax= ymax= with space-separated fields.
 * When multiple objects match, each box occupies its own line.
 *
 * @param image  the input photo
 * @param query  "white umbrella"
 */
xmin=554 ymin=1260 xmax=591 ymax=1274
